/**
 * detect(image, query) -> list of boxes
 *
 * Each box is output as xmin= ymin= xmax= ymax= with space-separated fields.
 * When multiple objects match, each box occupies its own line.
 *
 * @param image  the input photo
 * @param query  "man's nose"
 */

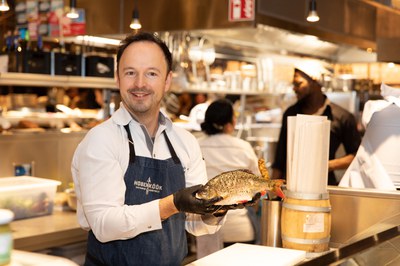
xmin=134 ymin=74 xmax=146 ymax=88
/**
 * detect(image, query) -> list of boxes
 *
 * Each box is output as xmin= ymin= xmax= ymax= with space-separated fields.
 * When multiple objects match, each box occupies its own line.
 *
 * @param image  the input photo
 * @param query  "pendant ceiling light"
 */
xmin=129 ymin=0 xmax=142 ymax=30
xmin=66 ymin=0 xmax=79 ymax=19
xmin=307 ymin=0 xmax=319 ymax=22
xmin=0 ymin=0 xmax=10 ymax=12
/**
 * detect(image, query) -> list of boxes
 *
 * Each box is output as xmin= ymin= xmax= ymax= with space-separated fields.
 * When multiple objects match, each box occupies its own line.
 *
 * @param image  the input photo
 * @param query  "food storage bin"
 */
xmin=0 ymin=176 xmax=61 ymax=220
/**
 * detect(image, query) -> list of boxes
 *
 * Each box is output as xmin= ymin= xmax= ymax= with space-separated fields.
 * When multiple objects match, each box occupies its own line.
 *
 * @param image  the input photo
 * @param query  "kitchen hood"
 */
xmin=188 ymin=25 xmax=377 ymax=63
xmin=75 ymin=0 xmax=400 ymax=64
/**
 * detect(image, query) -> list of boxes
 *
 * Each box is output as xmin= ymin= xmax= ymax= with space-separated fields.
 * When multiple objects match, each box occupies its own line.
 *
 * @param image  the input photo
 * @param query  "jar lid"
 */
xmin=0 ymin=209 xmax=14 ymax=224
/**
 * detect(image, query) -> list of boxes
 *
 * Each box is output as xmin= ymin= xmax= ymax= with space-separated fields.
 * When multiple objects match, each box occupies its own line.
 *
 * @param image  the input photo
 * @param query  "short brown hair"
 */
xmin=116 ymin=32 xmax=172 ymax=75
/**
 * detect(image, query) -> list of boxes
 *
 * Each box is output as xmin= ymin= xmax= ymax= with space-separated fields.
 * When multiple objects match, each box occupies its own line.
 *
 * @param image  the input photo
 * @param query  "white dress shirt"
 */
xmin=71 ymin=103 xmax=223 ymax=243
xmin=198 ymin=134 xmax=261 ymax=178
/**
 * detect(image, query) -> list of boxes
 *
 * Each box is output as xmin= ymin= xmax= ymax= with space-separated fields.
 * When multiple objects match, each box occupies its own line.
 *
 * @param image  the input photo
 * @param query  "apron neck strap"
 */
xmin=163 ymin=131 xmax=181 ymax=165
xmin=124 ymin=124 xmax=181 ymax=165
xmin=124 ymin=124 xmax=136 ymax=164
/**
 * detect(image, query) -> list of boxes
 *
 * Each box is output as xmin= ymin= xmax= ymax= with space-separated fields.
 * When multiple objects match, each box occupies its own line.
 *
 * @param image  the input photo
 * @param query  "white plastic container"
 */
xmin=0 ymin=176 xmax=61 ymax=220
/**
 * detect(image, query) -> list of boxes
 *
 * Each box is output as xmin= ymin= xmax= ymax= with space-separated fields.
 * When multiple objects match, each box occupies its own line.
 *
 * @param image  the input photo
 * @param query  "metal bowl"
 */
xmin=65 ymin=188 xmax=77 ymax=211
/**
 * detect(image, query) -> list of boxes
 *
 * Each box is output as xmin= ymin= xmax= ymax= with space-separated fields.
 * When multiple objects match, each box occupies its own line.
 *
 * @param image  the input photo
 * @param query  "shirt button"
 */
xmin=148 ymin=225 xmax=152 ymax=229
xmin=153 ymin=154 xmax=156 ymax=158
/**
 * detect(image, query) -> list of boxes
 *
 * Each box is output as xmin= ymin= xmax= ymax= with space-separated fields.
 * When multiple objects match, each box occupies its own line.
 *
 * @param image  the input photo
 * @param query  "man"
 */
xmin=271 ymin=64 xmax=361 ymax=185
xmin=71 ymin=32 xmax=232 ymax=266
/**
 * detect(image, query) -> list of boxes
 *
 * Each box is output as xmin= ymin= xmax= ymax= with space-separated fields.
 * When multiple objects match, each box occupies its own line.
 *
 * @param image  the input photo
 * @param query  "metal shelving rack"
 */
xmin=0 ymin=72 xmax=118 ymax=90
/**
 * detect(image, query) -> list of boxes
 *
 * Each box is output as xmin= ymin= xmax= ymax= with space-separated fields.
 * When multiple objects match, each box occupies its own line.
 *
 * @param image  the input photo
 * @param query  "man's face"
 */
xmin=116 ymin=41 xmax=172 ymax=119
xmin=292 ymin=71 xmax=312 ymax=101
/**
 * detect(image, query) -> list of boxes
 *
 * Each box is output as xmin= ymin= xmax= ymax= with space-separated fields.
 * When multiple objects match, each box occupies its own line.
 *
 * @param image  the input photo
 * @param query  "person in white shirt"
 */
xmin=196 ymin=99 xmax=262 ymax=258
xmin=339 ymin=83 xmax=400 ymax=190
xmin=71 ymin=32 xmax=239 ymax=266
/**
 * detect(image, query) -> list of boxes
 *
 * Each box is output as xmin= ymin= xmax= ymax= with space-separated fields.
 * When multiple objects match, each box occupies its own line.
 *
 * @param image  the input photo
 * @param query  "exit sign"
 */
xmin=229 ymin=0 xmax=255 ymax=21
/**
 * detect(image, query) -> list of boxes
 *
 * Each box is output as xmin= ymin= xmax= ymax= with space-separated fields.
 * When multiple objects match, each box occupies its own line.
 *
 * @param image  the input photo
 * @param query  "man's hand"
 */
xmin=173 ymin=185 xmax=222 ymax=215
xmin=243 ymin=192 xmax=262 ymax=207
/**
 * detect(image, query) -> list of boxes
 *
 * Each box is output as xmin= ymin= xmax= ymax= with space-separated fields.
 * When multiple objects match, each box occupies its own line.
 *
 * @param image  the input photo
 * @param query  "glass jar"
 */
xmin=0 ymin=209 xmax=14 ymax=266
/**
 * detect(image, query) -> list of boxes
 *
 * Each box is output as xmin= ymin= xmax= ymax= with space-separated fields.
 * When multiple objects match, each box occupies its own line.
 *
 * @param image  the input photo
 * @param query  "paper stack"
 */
xmin=286 ymin=114 xmax=331 ymax=194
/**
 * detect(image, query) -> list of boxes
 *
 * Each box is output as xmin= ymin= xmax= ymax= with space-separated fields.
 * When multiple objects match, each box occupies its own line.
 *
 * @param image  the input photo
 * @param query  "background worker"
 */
xmin=272 ymin=64 xmax=361 ymax=185
xmin=196 ymin=99 xmax=261 ymax=258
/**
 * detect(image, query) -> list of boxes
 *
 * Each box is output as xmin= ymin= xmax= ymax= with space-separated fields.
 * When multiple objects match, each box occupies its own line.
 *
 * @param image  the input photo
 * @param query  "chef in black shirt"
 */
xmin=272 ymin=64 xmax=361 ymax=185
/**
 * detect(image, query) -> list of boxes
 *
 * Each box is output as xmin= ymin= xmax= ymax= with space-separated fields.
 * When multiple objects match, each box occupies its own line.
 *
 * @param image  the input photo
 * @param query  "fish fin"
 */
xmin=218 ymin=169 xmax=253 ymax=176
xmin=258 ymin=159 xmax=270 ymax=180
xmin=272 ymin=179 xmax=286 ymax=199
xmin=236 ymin=169 xmax=254 ymax=174
xmin=274 ymin=186 xmax=286 ymax=199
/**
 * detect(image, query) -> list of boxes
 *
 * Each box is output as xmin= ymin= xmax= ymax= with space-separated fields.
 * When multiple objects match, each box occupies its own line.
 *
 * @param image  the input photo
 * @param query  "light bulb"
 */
xmin=130 ymin=9 xmax=141 ymax=30
xmin=67 ymin=7 xmax=79 ymax=19
xmin=0 ymin=0 xmax=10 ymax=11
xmin=307 ymin=10 xmax=319 ymax=22
xmin=306 ymin=0 xmax=319 ymax=23
xmin=130 ymin=18 xmax=142 ymax=30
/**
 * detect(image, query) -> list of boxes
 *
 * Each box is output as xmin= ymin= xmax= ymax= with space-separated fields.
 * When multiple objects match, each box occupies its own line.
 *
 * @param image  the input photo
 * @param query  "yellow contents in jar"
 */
xmin=0 ymin=209 xmax=14 ymax=266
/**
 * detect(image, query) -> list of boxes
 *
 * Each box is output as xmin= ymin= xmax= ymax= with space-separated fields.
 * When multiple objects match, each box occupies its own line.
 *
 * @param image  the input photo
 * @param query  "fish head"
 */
xmin=195 ymin=186 xmax=220 ymax=201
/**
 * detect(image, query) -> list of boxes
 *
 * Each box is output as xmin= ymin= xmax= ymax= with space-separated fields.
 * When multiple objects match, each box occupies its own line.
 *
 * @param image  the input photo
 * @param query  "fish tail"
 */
xmin=271 ymin=179 xmax=286 ymax=199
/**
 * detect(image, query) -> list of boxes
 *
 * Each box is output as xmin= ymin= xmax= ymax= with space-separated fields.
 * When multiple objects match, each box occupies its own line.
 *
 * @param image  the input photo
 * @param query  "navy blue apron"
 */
xmin=84 ymin=125 xmax=187 ymax=266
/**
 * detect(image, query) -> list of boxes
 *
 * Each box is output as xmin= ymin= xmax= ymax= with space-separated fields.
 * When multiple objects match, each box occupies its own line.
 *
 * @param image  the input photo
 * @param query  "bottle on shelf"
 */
xmin=1 ymin=29 xmax=22 ymax=73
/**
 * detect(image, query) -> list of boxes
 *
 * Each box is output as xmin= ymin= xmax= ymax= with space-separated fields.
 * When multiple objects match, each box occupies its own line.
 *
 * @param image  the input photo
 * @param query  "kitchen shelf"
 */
xmin=173 ymin=86 xmax=274 ymax=96
xmin=0 ymin=72 xmax=276 ymax=95
xmin=0 ymin=72 xmax=118 ymax=90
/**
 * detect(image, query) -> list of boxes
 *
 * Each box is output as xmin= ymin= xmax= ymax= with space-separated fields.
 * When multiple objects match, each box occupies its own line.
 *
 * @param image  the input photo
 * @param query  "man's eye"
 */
xmin=148 ymin=71 xmax=158 ymax=77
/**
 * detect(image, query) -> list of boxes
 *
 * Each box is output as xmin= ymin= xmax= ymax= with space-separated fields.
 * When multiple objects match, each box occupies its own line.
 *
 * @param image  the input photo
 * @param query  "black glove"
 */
xmin=173 ymin=185 xmax=222 ymax=215
xmin=218 ymin=192 xmax=262 ymax=211
xmin=243 ymin=192 xmax=262 ymax=207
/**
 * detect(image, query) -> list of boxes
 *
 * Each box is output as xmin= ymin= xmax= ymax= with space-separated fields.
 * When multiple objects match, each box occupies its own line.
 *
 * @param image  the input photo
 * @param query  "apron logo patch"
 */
xmin=134 ymin=177 xmax=163 ymax=195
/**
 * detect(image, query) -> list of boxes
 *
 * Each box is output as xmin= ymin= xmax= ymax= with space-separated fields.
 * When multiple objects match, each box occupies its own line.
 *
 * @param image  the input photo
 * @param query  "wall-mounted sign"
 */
xmin=48 ymin=0 xmax=86 ymax=38
xmin=228 ymin=0 xmax=255 ymax=22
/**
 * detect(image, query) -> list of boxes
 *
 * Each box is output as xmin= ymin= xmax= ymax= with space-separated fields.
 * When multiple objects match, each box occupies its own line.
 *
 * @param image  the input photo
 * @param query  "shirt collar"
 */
xmin=111 ymin=102 xmax=173 ymax=131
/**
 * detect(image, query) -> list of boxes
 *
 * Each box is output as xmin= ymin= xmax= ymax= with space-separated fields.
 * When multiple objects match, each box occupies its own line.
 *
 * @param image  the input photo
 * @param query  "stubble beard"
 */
xmin=123 ymin=90 xmax=164 ymax=119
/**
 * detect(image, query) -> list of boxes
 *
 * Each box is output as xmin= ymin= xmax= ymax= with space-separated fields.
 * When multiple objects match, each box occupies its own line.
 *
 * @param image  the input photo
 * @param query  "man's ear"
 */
xmin=115 ymin=71 xmax=119 ymax=88
xmin=164 ymin=71 xmax=173 ymax=93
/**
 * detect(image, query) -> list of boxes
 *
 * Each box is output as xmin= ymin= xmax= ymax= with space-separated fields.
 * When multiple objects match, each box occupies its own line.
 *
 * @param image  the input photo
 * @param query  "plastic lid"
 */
xmin=0 ymin=209 xmax=14 ymax=224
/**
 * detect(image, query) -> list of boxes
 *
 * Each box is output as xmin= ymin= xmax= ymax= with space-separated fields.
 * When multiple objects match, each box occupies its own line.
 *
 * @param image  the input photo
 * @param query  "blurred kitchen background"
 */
xmin=2 ymin=0 xmax=400 ymax=265
xmin=2 ymin=0 xmax=400 ymax=189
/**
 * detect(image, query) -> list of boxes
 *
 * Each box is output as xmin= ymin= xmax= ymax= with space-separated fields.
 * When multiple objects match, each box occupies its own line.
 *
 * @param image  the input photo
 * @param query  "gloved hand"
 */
xmin=173 ymin=185 xmax=222 ymax=215
xmin=218 ymin=192 xmax=262 ymax=211
xmin=243 ymin=192 xmax=262 ymax=207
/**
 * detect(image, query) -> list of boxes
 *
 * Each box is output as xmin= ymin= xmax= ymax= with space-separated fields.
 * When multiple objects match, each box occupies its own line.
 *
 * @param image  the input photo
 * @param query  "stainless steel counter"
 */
xmin=328 ymin=186 xmax=400 ymax=247
xmin=11 ymin=209 xmax=87 ymax=251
